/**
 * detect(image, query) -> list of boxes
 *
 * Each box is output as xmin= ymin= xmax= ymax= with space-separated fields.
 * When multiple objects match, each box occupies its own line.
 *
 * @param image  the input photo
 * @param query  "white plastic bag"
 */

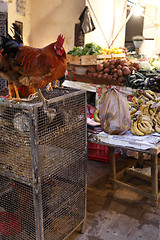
xmin=99 ymin=87 xmax=131 ymax=135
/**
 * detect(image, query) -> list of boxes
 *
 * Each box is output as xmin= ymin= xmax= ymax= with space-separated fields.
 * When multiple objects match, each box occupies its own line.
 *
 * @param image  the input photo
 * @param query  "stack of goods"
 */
xmin=87 ymin=58 xmax=139 ymax=86
xmin=129 ymin=89 xmax=160 ymax=135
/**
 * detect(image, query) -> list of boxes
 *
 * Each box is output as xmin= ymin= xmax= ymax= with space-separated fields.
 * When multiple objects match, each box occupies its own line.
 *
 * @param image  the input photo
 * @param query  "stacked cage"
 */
xmin=0 ymin=88 xmax=87 ymax=240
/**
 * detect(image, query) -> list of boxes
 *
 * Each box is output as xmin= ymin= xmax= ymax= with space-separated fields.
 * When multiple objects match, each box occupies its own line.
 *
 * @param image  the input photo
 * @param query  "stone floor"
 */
xmin=68 ymin=153 xmax=160 ymax=240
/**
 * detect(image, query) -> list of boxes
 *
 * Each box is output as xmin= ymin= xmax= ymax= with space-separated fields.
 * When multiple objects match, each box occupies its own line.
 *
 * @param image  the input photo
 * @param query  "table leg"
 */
xmin=110 ymin=147 xmax=116 ymax=190
xmin=151 ymin=154 xmax=158 ymax=207
xmin=138 ymin=152 xmax=143 ymax=168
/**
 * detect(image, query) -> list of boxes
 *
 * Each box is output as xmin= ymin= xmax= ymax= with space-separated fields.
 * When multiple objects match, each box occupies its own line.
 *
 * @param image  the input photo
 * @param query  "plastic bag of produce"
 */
xmin=99 ymin=87 xmax=131 ymax=135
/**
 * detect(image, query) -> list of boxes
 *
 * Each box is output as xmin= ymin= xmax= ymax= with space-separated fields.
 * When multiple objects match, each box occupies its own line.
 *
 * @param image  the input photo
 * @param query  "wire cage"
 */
xmin=0 ymin=87 xmax=87 ymax=240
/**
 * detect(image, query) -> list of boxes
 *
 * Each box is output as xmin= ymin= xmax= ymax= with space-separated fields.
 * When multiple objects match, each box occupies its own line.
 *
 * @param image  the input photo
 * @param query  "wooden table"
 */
xmin=88 ymin=134 xmax=160 ymax=207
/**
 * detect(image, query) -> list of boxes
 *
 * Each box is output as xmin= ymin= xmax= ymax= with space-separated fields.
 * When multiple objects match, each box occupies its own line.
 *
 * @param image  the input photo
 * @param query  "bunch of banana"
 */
xmin=130 ymin=116 xmax=154 ymax=136
xmin=154 ymin=112 xmax=160 ymax=133
xmin=129 ymin=89 xmax=160 ymax=135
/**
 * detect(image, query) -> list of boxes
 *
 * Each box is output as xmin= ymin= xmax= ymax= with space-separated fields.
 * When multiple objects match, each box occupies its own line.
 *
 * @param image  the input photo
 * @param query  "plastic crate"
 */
xmin=87 ymin=142 xmax=119 ymax=163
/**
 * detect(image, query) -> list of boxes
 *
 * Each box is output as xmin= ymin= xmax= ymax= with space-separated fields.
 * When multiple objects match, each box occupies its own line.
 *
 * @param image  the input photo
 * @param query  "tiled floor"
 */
xmin=68 ymin=153 xmax=160 ymax=240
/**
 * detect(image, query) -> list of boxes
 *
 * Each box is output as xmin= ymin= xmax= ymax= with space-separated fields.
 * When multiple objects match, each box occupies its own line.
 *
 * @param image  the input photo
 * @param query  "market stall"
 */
xmin=66 ymin=41 xmax=160 ymax=207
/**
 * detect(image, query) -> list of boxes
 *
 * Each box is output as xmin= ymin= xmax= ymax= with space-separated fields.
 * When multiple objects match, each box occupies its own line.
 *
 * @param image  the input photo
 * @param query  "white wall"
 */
xmin=140 ymin=4 xmax=160 ymax=57
xmin=29 ymin=0 xmax=85 ymax=51
xmin=85 ymin=0 xmax=127 ymax=48
xmin=7 ymin=0 xmax=85 ymax=51
xmin=7 ymin=0 xmax=32 ymax=45
xmin=5 ymin=0 xmax=160 ymax=55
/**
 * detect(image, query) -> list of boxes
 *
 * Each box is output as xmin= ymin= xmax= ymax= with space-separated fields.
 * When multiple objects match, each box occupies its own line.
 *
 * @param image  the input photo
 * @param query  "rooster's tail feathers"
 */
xmin=1 ymin=35 xmax=20 ymax=58
xmin=11 ymin=23 xmax=23 ymax=44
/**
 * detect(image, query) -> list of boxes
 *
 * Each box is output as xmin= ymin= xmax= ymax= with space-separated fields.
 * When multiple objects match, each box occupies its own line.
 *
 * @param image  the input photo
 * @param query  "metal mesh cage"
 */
xmin=0 ymin=12 xmax=8 ymax=91
xmin=0 ymin=88 xmax=87 ymax=240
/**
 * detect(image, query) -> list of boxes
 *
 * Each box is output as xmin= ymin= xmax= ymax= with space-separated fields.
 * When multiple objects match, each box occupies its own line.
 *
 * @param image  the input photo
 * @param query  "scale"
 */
xmin=132 ymin=35 xmax=144 ymax=57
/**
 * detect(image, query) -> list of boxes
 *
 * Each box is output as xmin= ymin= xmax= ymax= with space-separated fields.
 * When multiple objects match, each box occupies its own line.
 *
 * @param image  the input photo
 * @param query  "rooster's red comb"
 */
xmin=57 ymin=34 xmax=65 ymax=46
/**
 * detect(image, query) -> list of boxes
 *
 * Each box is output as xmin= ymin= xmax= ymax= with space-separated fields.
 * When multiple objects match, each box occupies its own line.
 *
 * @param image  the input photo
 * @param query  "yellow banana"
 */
xmin=141 ymin=115 xmax=153 ymax=126
xmin=137 ymin=122 xmax=152 ymax=135
xmin=156 ymin=96 xmax=160 ymax=102
xmin=145 ymin=90 xmax=157 ymax=99
xmin=155 ymin=123 xmax=160 ymax=133
xmin=139 ymin=104 xmax=149 ymax=115
xmin=144 ymin=92 xmax=155 ymax=101
xmin=133 ymin=121 xmax=144 ymax=136
xmin=157 ymin=112 xmax=160 ymax=120
xmin=130 ymin=124 xmax=136 ymax=135
xmin=132 ymin=96 xmax=139 ymax=108
xmin=129 ymin=108 xmax=137 ymax=115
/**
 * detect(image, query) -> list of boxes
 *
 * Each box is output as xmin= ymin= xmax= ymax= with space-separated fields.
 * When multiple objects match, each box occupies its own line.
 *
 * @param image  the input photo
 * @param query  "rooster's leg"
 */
xmin=36 ymin=88 xmax=46 ymax=103
xmin=8 ymin=84 xmax=13 ymax=99
xmin=13 ymin=82 xmax=20 ymax=99
xmin=53 ymin=80 xmax=57 ymax=88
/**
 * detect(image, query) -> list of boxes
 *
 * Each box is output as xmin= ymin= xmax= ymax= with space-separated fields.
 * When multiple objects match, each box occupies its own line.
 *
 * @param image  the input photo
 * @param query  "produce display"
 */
xmin=67 ymin=43 xmax=126 ymax=56
xmin=125 ymin=70 xmax=160 ymax=92
xmin=67 ymin=43 xmax=102 ymax=56
xmin=87 ymin=58 xmax=139 ymax=84
xmin=129 ymin=89 xmax=160 ymax=135
xmin=101 ymin=46 xmax=124 ymax=54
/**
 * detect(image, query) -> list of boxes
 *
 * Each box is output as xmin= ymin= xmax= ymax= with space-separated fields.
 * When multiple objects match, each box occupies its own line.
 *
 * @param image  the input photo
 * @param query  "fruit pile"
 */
xmin=87 ymin=58 xmax=139 ymax=85
xmin=129 ymin=89 xmax=160 ymax=135
xmin=100 ymin=47 xmax=123 ymax=54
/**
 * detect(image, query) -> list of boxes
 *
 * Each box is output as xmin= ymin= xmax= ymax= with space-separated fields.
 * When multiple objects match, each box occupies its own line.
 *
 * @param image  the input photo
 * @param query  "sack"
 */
xmin=99 ymin=87 xmax=131 ymax=135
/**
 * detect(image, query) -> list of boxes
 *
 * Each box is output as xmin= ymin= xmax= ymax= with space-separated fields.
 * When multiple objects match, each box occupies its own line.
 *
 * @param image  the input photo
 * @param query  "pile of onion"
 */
xmin=87 ymin=59 xmax=139 ymax=84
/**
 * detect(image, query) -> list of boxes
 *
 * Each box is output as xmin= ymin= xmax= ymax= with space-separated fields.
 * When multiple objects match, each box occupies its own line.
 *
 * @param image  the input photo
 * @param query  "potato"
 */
xmin=113 ymin=73 xmax=118 ymax=79
xmin=96 ymin=63 xmax=104 ymax=72
xmin=117 ymin=69 xmax=123 ymax=77
xmin=109 ymin=64 xmax=115 ymax=70
xmin=132 ymin=62 xmax=139 ymax=70
xmin=107 ymin=75 xmax=113 ymax=81
xmin=116 ymin=59 xmax=121 ymax=64
xmin=116 ymin=64 xmax=122 ymax=69
xmin=104 ymin=67 xmax=110 ymax=73
xmin=93 ymin=72 xmax=98 ymax=77
xmin=110 ymin=59 xmax=116 ymax=65
xmin=118 ymin=77 xmax=124 ymax=82
xmin=111 ymin=68 xmax=117 ymax=73
xmin=103 ymin=73 xmax=109 ymax=79
xmin=122 ymin=66 xmax=131 ymax=76
xmin=103 ymin=61 xmax=110 ymax=68
xmin=98 ymin=74 xmax=102 ymax=78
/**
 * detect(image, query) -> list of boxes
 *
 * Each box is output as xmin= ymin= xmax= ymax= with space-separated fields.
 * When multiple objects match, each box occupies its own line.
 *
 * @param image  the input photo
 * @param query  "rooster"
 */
xmin=1 ymin=31 xmax=67 ymax=103
xmin=0 ymin=24 xmax=36 ymax=99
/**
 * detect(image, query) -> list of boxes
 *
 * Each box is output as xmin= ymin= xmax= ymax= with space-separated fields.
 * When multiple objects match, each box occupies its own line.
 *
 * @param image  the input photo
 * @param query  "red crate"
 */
xmin=0 ymin=211 xmax=21 ymax=236
xmin=87 ymin=142 xmax=119 ymax=163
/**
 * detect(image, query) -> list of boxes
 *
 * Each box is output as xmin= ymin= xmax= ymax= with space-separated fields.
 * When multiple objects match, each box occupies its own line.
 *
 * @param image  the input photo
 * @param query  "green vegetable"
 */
xmin=67 ymin=43 xmax=102 ymax=56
